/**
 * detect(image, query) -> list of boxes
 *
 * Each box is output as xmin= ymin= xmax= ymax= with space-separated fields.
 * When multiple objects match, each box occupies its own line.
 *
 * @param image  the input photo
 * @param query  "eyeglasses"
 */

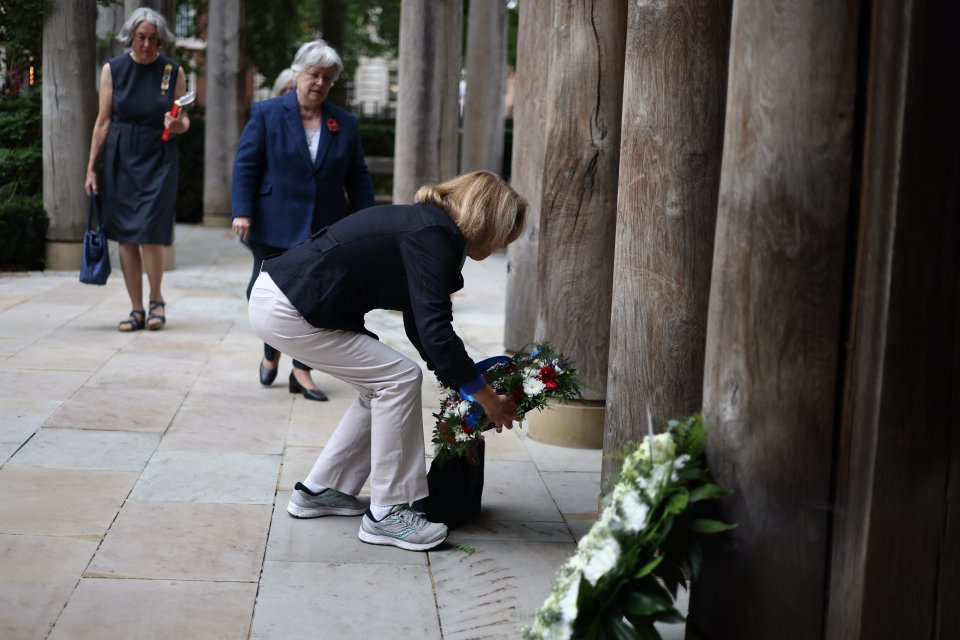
xmin=304 ymin=71 xmax=336 ymax=86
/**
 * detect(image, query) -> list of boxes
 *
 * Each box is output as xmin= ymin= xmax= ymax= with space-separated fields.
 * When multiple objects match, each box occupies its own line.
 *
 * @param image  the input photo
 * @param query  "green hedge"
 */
xmin=0 ymin=91 xmax=46 ymax=270
xmin=0 ymin=195 xmax=48 ymax=271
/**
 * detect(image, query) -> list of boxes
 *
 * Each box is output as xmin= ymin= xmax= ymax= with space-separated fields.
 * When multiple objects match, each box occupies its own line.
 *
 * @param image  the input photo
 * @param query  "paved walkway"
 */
xmin=0 ymin=224 xmax=606 ymax=640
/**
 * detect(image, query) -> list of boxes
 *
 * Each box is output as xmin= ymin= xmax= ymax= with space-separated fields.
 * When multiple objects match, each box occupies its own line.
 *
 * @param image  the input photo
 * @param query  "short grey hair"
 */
xmin=290 ymin=40 xmax=343 ymax=81
xmin=271 ymin=68 xmax=296 ymax=97
xmin=116 ymin=8 xmax=175 ymax=48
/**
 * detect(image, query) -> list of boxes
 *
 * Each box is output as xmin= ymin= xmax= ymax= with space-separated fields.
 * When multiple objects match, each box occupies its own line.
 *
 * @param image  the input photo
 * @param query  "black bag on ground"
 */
xmin=79 ymin=194 xmax=111 ymax=285
xmin=413 ymin=439 xmax=485 ymax=529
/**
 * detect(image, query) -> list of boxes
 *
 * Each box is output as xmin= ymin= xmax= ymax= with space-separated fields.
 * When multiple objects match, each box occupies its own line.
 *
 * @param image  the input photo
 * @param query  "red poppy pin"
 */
xmin=326 ymin=118 xmax=340 ymax=133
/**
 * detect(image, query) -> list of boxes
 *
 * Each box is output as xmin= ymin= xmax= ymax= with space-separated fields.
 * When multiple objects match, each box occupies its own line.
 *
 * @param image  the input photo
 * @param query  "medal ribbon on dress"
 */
xmin=161 ymin=64 xmax=172 ymax=95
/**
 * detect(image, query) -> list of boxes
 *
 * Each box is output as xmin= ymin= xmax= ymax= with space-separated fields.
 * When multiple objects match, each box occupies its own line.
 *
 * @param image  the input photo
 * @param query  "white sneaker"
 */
xmin=358 ymin=505 xmax=448 ymax=551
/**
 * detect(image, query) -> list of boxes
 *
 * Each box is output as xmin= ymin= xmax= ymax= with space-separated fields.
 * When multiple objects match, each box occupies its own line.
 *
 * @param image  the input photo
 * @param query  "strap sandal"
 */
xmin=147 ymin=300 xmax=166 ymax=331
xmin=118 ymin=309 xmax=146 ymax=332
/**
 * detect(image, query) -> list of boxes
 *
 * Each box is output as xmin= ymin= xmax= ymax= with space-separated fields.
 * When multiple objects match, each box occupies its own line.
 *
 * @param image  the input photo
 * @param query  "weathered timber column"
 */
xmin=460 ymin=0 xmax=507 ymax=174
xmin=601 ymin=0 xmax=732 ymax=489
xmin=203 ymin=0 xmax=243 ymax=228
xmin=825 ymin=0 xmax=960 ymax=637
xmin=504 ymin=0 xmax=552 ymax=352
xmin=393 ymin=0 xmax=462 ymax=204
xmin=43 ymin=0 xmax=98 ymax=269
xmin=525 ymin=0 xmax=627 ymax=448
xmin=686 ymin=2 xmax=859 ymax=638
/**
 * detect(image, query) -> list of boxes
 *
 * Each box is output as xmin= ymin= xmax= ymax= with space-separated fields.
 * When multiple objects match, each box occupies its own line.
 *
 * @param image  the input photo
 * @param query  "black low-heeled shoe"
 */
xmin=289 ymin=371 xmax=328 ymax=401
xmin=260 ymin=360 xmax=279 ymax=386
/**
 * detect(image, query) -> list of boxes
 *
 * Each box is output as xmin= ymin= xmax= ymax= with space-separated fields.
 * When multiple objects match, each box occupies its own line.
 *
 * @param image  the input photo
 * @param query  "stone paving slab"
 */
xmin=5 ymin=427 xmax=159 ymax=472
xmin=130 ymin=451 xmax=281 ymax=503
xmin=0 ymin=534 xmax=99 ymax=640
xmin=86 ymin=500 xmax=272 ymax=581
xmin=48 ymin=578 xmax=257 ymax=640
xmin=0 ymin=467 xmax=138 ymax=538
xmin=432 ymin=539 xmax=577 ymax=640
xmin=251 ymin=560 xmax=442 ymax=640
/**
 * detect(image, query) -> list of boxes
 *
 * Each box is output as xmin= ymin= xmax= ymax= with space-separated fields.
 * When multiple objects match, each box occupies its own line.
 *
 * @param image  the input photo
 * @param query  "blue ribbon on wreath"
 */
xmin=458 ymin=355 xmax=512 ymax=402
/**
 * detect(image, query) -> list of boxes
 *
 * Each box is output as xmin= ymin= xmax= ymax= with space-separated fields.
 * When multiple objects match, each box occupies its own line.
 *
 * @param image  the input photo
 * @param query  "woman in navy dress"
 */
xmin=232 ymin=40 xmax=374 ymax=401
xmin=85 ymin=7 xmax=190 ymax=332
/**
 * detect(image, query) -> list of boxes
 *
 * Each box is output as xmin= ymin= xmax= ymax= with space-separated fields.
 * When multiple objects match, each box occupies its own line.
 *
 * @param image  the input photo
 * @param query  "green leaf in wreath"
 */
xmin=622 ymin=613 xmax=662 ymax=640
xmin=604 ymin=616 xmax=645 ymax=640
xmin=652 ymin=607 xmax=686 ymax=625
xmin=624 ymin=589 xmax=673 ymax=617
xmin=664 ymin=488 xmax=689 ymax=515
xmin=634 ymin=554 xmax=664 ymax=578
xmin=689 ymin=482 xmax=731 ymax=503
xmin=689 ymin=518 xmax=737 ymax=534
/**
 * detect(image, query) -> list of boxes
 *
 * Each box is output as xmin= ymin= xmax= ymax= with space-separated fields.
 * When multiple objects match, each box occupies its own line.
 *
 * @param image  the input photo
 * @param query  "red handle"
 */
xmin=161 ymin=102 xmax=181 ymax=142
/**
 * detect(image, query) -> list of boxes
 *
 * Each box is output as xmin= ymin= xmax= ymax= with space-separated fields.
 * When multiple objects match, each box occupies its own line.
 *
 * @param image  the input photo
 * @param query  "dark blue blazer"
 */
xmin=231 ymin=91 xmax=374 ymax=249
xmin=264 ymin=203 xmax=481 ymax=391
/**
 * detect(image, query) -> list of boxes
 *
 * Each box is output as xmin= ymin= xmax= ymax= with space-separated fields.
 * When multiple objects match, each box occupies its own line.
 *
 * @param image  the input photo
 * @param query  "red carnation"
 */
xmin=538 ymin=365 xmax=559 ymax=390
xmin=326 ymin=118 xmax=340 ymax=133
xmin=512 ymin=386 xmax=523 ymax=401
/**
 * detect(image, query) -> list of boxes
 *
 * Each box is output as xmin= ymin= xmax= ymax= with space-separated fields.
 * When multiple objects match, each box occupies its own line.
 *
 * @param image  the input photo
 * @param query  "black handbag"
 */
xmin=413 ymin=439 xmax=486 ymax=529
xmin=79 ymin=194 xmax=111 ymax=285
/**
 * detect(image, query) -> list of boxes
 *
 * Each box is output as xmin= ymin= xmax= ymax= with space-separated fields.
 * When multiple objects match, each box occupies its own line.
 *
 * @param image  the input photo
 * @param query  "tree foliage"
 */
xmin=0 ymin=0 xmax=44 ymax=89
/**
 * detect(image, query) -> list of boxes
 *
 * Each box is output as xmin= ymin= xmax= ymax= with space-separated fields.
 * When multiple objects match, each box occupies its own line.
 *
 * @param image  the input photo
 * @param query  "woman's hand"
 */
xmin=163 ymin=109 xmax=187 ymax=134
xmin=472 ymin=384 xmax=518 ymax=432
xmin=85 ymin=170 xmax=98 ymax=196
xmin=232 ymin=216 xmax=252 ymax=242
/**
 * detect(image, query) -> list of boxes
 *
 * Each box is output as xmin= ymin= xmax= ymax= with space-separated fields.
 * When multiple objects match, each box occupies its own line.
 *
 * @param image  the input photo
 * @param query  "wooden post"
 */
xmin=460 ymin=0 xmax=507 ymax=174
xmin=825 ymin=0 xmax=960 ymax=637
xmin=532 ymin=0 xmax=627 ymax=408
xmin=43 ymin=0 xmax=98 ymax=269
xmin=601 ymin=0 xmax=731 ymax=490
xmin=504 ymin=0 xmax=552 ymax=353
xmin=687 ymin=1 xmax=859 ymax=637
xmin=203 ymin=0 xmax=244 ymax=228
xmin=392 ymin=0 xmax=462 ymax=205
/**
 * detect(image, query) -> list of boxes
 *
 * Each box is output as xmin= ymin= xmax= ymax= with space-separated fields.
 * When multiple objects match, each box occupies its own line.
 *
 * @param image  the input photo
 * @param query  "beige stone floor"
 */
xmin=0 ymin=224 xmax=684 ymax=639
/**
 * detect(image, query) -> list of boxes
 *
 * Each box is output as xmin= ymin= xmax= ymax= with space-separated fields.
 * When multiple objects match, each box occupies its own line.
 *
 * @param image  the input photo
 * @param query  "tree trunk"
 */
xmin=43 ymin=0 xmax=98 ymax=255
xmin=392 ymin=0 xmax=462 ymax=205
xmin=825 ymin=0 xmax=960 ymax=637
xmin=534 ymin=0 xmax=627 ymax=401
xmin=687 ymin=1 xmax=859 ymax=637
xmin=503 ymin=0 xmax=552 ymax=352
xmin=203 ymin=0 xmax=244 ymax=226
xmin=320 ymin=0 xmax=348 ymax=108
xmin=460 ymin=0 xmax=507 ymax=174
xmin=601 ymin=0 xmax=731 ymax=490
xmin=96 ymin=3 xmax=126 ymax=62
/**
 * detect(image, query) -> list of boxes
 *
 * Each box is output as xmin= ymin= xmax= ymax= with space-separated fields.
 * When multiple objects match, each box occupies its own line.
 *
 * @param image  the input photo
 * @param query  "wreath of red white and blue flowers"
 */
xmin=432 ymin=344 xmax=583 ymax=463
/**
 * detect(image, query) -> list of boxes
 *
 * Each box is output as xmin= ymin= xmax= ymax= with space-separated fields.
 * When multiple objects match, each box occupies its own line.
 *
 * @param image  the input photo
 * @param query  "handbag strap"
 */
xmin=88 ymin=194 xmax=103 ymax=231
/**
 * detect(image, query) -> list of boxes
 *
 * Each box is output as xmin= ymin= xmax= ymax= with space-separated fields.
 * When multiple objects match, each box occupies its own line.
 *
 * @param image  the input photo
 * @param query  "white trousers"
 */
xmin=248 ymin=272 xmax=428 ymax=505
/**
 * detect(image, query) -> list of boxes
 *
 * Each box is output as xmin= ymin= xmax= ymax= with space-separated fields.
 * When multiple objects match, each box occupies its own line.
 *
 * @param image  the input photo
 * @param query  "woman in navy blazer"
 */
xmin=247 ymin=171 xmax=527 ymax=551
xmin=232 ymin=40 xmax=374 ymax=401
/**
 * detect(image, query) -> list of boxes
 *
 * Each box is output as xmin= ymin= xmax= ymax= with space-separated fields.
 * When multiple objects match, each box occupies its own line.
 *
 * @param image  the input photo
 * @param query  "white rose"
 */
xmin=637 ymin=433 xmax=676 ymax=463
xmin=582 ymin=536 xmax=620 ymax=586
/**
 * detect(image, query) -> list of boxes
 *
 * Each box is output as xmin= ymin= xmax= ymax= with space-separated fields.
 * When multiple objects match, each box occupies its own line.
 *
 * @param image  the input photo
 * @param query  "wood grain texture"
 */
xmin=393 ymin=0 xmax=462 ymax=205
xmin=203 ymin=0 xmax=244 ymax=217
xmin=534 ymin=0 xmax=628 ymax=400
xmin=504 ymin=0 xmax=553 ymax=352
xmin=43 ymin=0 xmax=99 ymax=241
xmin=460 ymin=0 xmax=507 ymax=174
xmin=827 ymin=0 xmax=960 ymax=637
xmin=601 ymin=0 xmax=731 ymax=490
xmin=688 ymin=1 xmax=859 ymax=637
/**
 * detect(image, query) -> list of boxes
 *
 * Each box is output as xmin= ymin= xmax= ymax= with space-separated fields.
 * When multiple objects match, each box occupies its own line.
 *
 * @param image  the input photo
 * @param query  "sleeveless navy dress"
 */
xmin=102 ymin=53 xmax=180 ymax=245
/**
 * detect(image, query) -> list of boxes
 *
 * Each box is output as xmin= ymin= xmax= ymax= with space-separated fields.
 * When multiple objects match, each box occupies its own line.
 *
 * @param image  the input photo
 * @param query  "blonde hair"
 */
xmin=415 ymin=171 xmax=527 ymax=251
